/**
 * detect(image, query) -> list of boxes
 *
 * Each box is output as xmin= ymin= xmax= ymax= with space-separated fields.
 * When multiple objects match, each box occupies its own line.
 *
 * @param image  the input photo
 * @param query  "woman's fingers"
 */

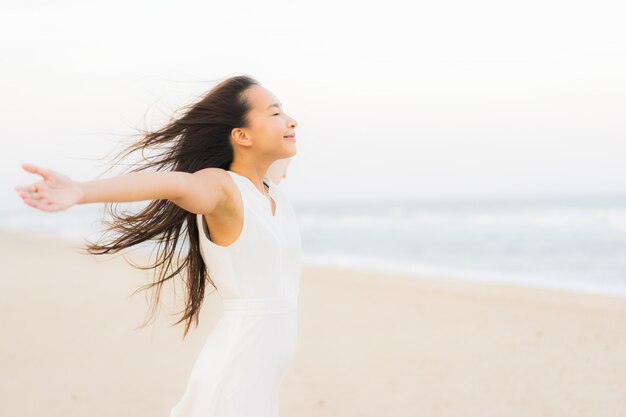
xmin=16 ymin=164 xmax=75 ymax=212
xmin=16 ymin=164 xmax=51 ymax=200
xmin=21 ymin=196 xmax=42 ymax=210
xmin=15 ymin=185 xmax=42 ymax=199
xmin=21 ymin=163 xmax=53 ymax=181
xmin=15 ymin=184 xmax=38 ymax=192
xmin=20 ymin=195 xmax=55 ymax=212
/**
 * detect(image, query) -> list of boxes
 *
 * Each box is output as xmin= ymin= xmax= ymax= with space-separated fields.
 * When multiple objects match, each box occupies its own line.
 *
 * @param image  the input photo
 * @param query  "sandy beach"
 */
xmin=1 ymin=228 xmax=625 ymax=417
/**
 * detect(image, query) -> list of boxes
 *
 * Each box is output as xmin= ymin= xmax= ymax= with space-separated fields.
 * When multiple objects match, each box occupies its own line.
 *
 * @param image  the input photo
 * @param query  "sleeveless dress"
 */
xmin=169 ymin=170 xmax=302 ymax=417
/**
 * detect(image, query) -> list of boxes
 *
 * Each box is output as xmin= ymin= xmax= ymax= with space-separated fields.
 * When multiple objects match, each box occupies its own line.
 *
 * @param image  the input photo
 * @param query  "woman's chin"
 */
xmin=284 ymin=146 xmax=297 ymax=157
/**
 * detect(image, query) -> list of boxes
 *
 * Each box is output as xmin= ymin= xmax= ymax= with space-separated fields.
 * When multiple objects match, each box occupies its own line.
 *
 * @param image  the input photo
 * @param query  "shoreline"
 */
xmin=2 ymin=227 xmax=625 ymax=301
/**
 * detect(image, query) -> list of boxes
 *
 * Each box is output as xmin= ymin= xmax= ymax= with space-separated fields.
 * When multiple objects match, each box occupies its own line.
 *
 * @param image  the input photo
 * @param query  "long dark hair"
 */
xmin=82 ymin=74 xmax=260 ymax=339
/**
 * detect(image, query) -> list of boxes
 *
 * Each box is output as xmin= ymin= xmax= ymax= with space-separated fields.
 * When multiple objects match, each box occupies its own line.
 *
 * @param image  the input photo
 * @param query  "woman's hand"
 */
xmin=267 ymin=157 xmax=292 ymax=184
xmin=14 ymin=163 xmax=84 ymax=212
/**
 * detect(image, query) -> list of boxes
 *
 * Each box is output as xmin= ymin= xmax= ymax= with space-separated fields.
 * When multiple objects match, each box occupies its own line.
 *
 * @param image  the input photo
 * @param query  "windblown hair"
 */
xmin=82 ymin=74 xmax=260 ymax=339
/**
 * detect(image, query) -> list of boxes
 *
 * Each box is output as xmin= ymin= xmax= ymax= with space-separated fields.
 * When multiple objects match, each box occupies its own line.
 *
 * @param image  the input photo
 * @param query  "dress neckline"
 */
xmin=227 ymin=170 xmax=278 ymax=218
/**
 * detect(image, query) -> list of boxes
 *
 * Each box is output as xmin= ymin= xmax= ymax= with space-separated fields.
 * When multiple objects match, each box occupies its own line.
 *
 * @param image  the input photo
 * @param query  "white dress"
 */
xmin=169 ymin=170 xmax=302 ymax=417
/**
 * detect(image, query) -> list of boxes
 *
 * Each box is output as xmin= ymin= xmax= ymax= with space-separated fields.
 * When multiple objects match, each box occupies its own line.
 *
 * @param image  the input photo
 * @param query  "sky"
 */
xmin=2 ymin=0 xmax=625 ymax=209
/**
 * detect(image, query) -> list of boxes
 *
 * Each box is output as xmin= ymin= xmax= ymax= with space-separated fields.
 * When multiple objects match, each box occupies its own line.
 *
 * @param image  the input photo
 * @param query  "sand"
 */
xmin=1 ymin=229 xmax=625 ymax=417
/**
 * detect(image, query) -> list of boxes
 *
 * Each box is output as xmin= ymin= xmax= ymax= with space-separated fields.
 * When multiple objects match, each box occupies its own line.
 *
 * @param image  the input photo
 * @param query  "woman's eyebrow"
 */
xmin=266 ymin=103 xmax=282 ymax=110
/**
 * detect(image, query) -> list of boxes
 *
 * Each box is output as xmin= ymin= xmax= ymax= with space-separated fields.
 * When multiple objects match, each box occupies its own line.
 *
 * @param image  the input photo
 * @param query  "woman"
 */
xmin=14 ymin=75 xmax=301 ymax=417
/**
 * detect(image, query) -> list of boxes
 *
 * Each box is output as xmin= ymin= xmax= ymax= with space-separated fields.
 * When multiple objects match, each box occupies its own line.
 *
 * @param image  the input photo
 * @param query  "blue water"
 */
xmin=2 ymin=193 xmax=626 ymax=298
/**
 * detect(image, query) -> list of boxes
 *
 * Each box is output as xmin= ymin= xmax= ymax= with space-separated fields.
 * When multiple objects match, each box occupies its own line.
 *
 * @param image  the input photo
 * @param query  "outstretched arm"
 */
xmin=77 ymin=170 xmax=186 ymax=204
xmin=14 ymin=163 xmax=225 ymax=214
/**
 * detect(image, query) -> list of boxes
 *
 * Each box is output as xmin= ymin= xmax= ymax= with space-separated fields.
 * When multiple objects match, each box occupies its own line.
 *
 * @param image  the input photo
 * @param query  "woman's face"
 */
xmin=232 ymin=85 xmax=298 ymax=159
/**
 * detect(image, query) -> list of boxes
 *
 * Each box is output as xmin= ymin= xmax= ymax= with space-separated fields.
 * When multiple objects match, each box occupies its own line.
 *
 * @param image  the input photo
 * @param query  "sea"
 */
xmin=2 ymin=192 xmax=625 ymax=298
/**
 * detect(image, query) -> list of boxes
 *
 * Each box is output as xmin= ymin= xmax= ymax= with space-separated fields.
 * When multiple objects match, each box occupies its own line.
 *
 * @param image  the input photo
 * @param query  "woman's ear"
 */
xmin=267 ymin=158 xmax=292 ymax=184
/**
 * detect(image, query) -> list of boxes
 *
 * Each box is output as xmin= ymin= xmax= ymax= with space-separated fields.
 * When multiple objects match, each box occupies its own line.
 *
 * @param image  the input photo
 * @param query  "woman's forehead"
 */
xmin=248 ymin=85 xmax=280 ymax=109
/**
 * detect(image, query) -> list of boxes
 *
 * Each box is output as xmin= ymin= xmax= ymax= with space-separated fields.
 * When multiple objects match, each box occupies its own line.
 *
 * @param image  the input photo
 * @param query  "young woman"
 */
xmin=14 ymin=75 xmax=301 ymax=417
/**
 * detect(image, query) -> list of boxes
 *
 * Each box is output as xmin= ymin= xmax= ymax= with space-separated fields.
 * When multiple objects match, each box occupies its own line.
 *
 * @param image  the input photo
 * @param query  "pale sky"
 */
xmin=2 ymin=0 xmax=625 ymax=209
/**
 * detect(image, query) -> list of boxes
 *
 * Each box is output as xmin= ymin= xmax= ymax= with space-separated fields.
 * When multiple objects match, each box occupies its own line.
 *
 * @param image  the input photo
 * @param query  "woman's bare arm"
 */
xmin=15 ymin=163 xmax=227 ymax=215
xmin=169 ymin=168 xmax=229 ymax=215
xmin=78 ymin=170 xmax=183 ymax=204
